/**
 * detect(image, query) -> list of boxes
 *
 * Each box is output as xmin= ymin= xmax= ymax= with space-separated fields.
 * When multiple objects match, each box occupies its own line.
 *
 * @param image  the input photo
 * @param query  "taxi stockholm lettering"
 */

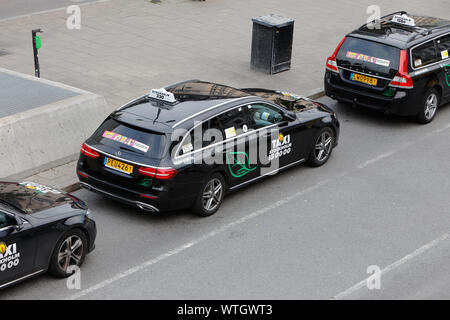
xmin=0 ymin=242 xmax=20 ymax=272
xmin=269 ymin=133 xmax=292 ymax=161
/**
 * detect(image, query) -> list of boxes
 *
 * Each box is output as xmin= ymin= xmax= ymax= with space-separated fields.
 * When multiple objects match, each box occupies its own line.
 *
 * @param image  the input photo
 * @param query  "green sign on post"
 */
xmin=35 ymin=36 xmax=41 ymax=50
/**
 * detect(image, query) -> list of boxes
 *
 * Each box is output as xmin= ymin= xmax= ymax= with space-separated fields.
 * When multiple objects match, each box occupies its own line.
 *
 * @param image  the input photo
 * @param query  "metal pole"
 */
xmin=32 ymin=29 xmax=42 ymax=77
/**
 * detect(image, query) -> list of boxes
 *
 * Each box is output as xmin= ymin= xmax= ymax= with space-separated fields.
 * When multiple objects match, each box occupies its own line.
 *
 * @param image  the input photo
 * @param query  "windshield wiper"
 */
xmin=0 ymin=198 xmax=25 ymax=214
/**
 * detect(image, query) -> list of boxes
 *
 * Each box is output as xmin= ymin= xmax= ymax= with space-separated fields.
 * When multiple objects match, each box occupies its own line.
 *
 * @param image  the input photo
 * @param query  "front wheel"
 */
xmin=307 ymin=127 xmax=335 ymax=167
xmin=416 ymin=88 xmax=439 ymax=124
xmin=48 ymin=229 xmax=87 ymax=278
xmin=193 ymin=173 xmax=225 ymax=217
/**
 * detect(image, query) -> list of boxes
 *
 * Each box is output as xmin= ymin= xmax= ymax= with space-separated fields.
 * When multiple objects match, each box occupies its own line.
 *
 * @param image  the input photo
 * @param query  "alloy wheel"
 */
xmin=424 ymin=93 xmax=438 ymax=120
xmin=314 ymin=131 xmax=333 ymax=162
xmin=202 ymin=178 xmax=223 ymax=212
xmin=57 ymin=235 xmax=84 ymax=273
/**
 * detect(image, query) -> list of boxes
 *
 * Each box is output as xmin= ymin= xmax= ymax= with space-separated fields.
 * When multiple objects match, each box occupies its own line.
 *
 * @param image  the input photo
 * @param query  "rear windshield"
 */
xmin=337 ymin=37 xmax=400 ymax=76
xmin=92 ymin=118 xmax=167 ymax=159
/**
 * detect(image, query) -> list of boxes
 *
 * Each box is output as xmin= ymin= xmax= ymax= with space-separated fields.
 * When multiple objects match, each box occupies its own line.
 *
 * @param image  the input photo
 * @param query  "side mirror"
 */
xmin=13 ymin=216 xmax=24 ymax=231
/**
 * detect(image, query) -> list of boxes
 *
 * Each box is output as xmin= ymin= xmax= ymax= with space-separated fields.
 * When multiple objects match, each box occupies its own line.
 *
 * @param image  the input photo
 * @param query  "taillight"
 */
xmin=80 ymin=143 xmax=100 ymax=159
xmin=139 ymin=167 xmax=177 ymax=180
xmin=389 ymin=50 xmax=413 ymax=89
xmin=138 ymin=167 xmax=157 ymax=177
xmin=326 ymin=36 xmax=346 ymax=73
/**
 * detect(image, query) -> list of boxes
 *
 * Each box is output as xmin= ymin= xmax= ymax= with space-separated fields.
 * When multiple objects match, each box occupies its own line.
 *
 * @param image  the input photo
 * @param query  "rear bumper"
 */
xmin=77 ymin=169 xmax=196 ymax=212
xmin=324 ymin=71 xmax=419 ymax=116
xmin=79 ymin=179 xmax=160 ymax=213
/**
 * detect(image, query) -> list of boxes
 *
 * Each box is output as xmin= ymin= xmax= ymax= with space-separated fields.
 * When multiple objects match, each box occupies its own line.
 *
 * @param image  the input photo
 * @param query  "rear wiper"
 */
xmin=119 ymin=146 xmax=140 ymax=154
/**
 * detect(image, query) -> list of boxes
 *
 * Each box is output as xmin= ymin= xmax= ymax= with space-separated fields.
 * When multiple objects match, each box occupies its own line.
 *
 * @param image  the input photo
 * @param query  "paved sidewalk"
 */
xmin=1 ymin=0 xmax=449 ymax=191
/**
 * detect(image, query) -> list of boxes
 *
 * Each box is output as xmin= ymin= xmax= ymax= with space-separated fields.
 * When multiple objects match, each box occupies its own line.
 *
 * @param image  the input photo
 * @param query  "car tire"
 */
xmin=48 ymin=229 xmax=87 ymax=278
xmin=193 ymin=173 xmax=226 ymax=217
xmin=307 ymin=127 xmax=335 ymax=167
xmin=417 ymin=88 xmax=439 ymax=124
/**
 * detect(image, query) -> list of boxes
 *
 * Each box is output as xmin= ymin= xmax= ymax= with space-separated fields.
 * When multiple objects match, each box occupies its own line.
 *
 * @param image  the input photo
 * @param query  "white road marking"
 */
xmin=67 ymin=177 xmax=334 ymax=300
xmin=0 ymin=0 xmax=111 ymax=23
xmin=357 ymin=151 xmax=395 ymax=169
xmin=332 ymin=232 xmax=450 ymax=300
xmin=68 ymin=122 xmax=450 ymax=299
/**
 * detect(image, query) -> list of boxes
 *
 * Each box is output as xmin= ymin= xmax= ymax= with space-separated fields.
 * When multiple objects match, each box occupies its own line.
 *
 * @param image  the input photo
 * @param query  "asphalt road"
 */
xmin=0 ymin=97 xmax=449 ymax=299
xmin=0 ymin=0 xmax=100 ymax=20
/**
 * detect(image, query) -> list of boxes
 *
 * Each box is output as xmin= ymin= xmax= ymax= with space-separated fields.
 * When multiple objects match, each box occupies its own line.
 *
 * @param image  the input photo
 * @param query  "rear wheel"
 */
xmin=48 ymin=229 xmax=87 ymax=278
xmin=307 ymin=127 xmax=335 ymax=167
xmin=193 ymin=173 xmax=225 ymax=217
xmin=417 ymin=88 xmax=439 ymax=124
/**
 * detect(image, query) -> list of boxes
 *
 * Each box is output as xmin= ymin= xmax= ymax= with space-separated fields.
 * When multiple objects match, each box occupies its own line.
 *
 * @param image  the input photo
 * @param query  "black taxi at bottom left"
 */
xmin=0 ymin=181 xmax=96 ymax=289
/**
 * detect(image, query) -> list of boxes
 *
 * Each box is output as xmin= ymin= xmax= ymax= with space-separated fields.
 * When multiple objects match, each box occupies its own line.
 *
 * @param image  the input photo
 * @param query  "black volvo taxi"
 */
xmin=0 ymin=181 xmax=96 ymax=289
xmin=77 ymin=81 xmax=339 ymax=217
xmin=325 ymin=12 xmax=450 ymax=123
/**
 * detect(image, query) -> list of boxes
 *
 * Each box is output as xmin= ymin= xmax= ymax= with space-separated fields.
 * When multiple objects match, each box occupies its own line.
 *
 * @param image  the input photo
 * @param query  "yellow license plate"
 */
xmin=351 ymin=73 xmax=378 ymax=86
xmin=104 ymin=157 xmax=133 ymax=174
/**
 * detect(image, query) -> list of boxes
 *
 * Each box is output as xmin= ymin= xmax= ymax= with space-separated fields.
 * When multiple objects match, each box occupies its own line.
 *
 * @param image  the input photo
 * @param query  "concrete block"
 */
xmin=0 ymin=68 xmax=111 ymax=179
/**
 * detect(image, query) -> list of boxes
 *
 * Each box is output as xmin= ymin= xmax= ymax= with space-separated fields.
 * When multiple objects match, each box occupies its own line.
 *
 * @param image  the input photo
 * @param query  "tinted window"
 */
xmin=436 ymin=34 xmax=450 ymax=60
xmin=0 ymin=211 xmax=12 ymax=229
xmin=247 ymin=104 xmax=284 ymax=129
xmin=178 ymin=118 xmax=223 ymax=156
xmin=92 ymin=118 xmax=166 ymax=159
xmin=411 ymin=41 xmax=439 ymax=68
xmin=216 ymin=106 xmax=252 ymax=137
xmin=337 ymin=37 xmax=400 ymax=76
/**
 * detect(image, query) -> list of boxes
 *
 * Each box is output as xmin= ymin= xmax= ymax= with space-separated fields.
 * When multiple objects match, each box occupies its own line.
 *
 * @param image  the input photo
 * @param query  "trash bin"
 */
xmin=251 ymin=14 xmax=295 ymax=74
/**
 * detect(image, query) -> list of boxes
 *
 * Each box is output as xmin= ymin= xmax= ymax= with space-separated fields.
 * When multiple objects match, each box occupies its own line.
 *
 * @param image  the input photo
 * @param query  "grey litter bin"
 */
xmin=251 ymin=14 xmax=295 ymax=74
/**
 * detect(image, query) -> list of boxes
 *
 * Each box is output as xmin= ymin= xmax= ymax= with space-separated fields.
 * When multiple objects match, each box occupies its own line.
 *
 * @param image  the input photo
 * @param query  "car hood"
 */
xmin=0 ymin=181 xmax=84 ymax=215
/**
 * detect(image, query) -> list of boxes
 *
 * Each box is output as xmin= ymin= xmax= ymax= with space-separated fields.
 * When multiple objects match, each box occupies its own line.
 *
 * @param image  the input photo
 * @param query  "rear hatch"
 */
xmin=336 ymin=36 xmax=400 ymax=93
xmin=81 ymin=116 xmax=168 ymax=191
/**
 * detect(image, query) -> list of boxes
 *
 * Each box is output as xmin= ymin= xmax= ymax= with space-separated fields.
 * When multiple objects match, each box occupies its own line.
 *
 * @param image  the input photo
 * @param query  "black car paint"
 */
xmin=0 ymin=182 xmax=96 ymax=289
xmin=325 ymin=13 xmax=450 ymax=116
xmin=77 ymin=82 xmax=339 ymax=213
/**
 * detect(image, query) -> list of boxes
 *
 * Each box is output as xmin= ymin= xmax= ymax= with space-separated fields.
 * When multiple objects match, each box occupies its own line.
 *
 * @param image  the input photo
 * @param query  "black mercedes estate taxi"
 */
xmin=77 ymin=81 xmax=339 ymax=216
xmin=325 ymin=12 xmax=450 ymax=123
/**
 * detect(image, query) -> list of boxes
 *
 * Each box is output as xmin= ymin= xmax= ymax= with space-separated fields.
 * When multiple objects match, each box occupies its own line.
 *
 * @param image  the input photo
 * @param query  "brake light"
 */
xmin=326 ymin=36 xmax=346 ymax=73
xmin=80 ymin=143 xmax=100 ymax=159
xmin=389 ymin=50 xmax=413 ymax=89
xmin=138 ymin=167 xmax=157 ymax=177
xmin=139 ymin=167 xmax=178 ymax=180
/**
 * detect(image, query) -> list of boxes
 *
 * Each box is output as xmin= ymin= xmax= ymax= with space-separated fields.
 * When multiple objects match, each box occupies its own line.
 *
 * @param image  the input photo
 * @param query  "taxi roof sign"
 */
xmin=391 ymin=14 xmax=415 ymax=27
xmin=148 ymin=88 xmax=177 ymax=103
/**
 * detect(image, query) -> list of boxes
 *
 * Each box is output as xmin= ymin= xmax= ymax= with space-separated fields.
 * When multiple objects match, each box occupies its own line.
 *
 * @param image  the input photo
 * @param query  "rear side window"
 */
xmin=411 ymin=41 xmax=439 ymax=68
xmin=336 ymin=37 xmax=400 ymax=76
xmin=436 ymin=34 xmax=450 ymax=60
xmin=92 ymin=118 xmax=167 ymax=159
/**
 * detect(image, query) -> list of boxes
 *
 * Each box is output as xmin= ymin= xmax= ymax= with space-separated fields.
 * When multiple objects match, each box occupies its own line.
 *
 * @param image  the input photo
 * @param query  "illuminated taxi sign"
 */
xmin=148 ymin=88 xmax=177 ymax=103
xmin=391 ymin=14 xmax=415 ymax=27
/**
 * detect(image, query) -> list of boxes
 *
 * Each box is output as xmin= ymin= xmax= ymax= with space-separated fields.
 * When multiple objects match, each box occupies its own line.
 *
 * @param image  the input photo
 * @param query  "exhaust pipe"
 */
xmin=136 ymin=202 xmax=159 ymax=213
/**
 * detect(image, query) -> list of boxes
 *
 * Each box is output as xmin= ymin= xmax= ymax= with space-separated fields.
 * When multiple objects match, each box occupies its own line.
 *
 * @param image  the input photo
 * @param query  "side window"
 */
xmin=0 ymin=211 xmax=12 ymax=229
xmin=178 ymin=117 xmax=224 ymax=156
xmin=216 ymin=106 xmax=252 ymax=139
xmin=411 ymin=41 xmax=439 ymax=68
xmin=436 ymin=35 xmax=450 ymax=60
xmin=247 ymin=104 xmax=284 ymax=129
